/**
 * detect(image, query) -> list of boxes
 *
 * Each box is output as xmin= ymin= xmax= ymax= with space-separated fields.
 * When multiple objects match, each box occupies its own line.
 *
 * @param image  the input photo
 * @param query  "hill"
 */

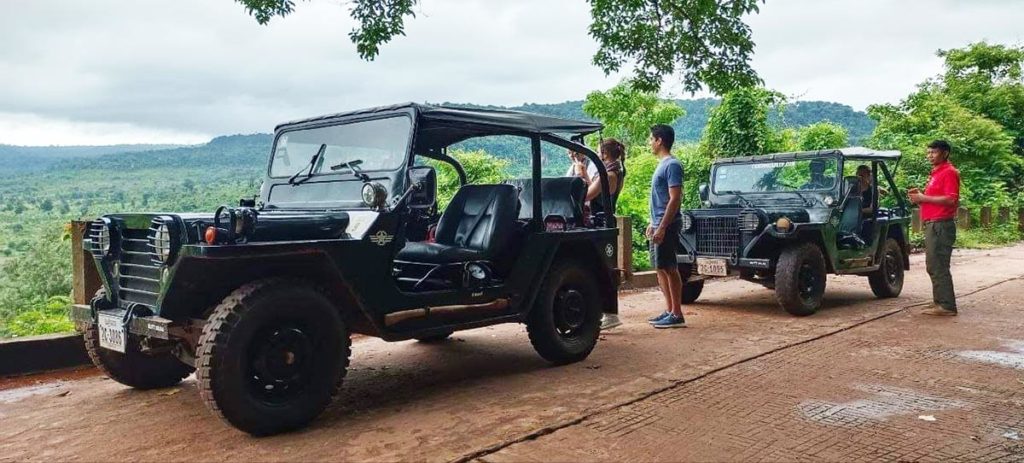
xmin=454 ymin=99 xmax=875 ymax=144
xmin=0 ymin=143 xmax=188 ymax=173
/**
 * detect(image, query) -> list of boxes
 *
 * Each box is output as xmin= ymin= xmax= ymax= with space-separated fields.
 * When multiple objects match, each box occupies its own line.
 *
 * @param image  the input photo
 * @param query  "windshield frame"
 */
xmin=266 ymin=113 xmax=415 ymax=180
xmin=710 ymin=154 xmax=842 ymax=196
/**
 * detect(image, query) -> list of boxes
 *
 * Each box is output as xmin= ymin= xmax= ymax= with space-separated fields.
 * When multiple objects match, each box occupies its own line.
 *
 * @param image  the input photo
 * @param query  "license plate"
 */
xmin=97 ymin=313 xmax=127 ymax=353
xmin=696 ymin=258 xmax=729 ymax=276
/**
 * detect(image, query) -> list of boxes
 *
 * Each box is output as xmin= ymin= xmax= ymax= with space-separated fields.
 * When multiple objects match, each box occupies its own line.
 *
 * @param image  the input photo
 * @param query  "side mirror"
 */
xmin=408 ymin=165 xmax=437 ymax=208
xmin=698 ymin=183 xmax=709 ymax=202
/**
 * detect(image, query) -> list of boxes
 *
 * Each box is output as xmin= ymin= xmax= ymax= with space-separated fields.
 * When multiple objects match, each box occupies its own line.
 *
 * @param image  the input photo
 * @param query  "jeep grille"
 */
xmin=116 ymin=227 xmax=162 ymax=309
xmin=695 ymin=216 xmax=739 ymax=257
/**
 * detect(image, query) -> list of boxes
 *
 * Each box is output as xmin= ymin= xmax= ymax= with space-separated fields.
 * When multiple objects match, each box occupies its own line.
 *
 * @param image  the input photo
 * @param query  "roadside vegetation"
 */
xmin=1 ymin=41 xmax=1021 ymax=337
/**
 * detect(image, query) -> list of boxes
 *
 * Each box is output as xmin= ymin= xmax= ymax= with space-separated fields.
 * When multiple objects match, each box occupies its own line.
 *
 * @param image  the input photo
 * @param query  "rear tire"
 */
xmin=775 ymin=243 xmax=827 ymax=316
xmin=196 ymin=279 xmax=350 ymax=436
xmin=678 ymin=264 xmax=704 ymax=304
xmin=526 ymin=260 xmax=603 ymax=365
xmin=81 ymin=290 xmax=193 ymax=390
xmin=869 ymin=238 xmax=905 ymax=298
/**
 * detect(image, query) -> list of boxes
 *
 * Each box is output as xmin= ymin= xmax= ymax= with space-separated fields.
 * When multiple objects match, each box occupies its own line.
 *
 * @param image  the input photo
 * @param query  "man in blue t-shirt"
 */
xmin=646 ymin=124 xmax=686 ymax=329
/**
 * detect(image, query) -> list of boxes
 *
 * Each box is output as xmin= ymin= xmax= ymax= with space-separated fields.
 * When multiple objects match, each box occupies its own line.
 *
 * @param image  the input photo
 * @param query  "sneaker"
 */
xmin=648 ymin=312 xmax=671 ymax=324
xmin=921 ymin=307 xmax=957 ymax=316
xmin=653 ymin=314 xmax=687 ymax=329
xmin=600 ymin=314 xmax=623 ymax=330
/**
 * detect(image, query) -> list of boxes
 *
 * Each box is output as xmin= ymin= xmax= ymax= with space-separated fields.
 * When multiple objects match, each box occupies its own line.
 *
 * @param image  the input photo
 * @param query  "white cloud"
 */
xmin=1 ymin=0 xmax=1022 ymax=145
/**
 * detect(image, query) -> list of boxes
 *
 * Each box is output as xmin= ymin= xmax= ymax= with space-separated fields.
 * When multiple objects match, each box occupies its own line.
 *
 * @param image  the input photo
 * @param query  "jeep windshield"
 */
xmin=713 ymin=158 xmax=838 ymax=196
xmin=269 ymin=116 xmax=412 ymax=178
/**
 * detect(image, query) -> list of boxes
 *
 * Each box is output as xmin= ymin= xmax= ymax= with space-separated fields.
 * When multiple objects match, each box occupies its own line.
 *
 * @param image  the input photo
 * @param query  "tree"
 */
xmin=868 ymin=90 xmax=1020 ymax=207
xmin=234 ymin=0 xmax=762 ymax=93
xmin=797 ymin=122 xmax=848 ymax=151
xmin=937 ymin=42 xmax=1024 ymax=153
xmin=582 ymin=81 xmax=685 ymax=147
xmin=427 ymin=150 xmax=509 ymax=207
xmin=699 ymin=87 xmax=785 ymax=158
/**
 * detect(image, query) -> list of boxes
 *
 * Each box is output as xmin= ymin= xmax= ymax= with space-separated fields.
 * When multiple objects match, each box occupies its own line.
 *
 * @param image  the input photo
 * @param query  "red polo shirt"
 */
xmin=921 ymin=161 xmax=960 ymax=221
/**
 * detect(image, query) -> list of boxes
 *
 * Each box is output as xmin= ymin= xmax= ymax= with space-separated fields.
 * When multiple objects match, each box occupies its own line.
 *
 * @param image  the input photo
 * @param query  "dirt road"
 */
xmin=2 ymin=245 xmax=1023 ymax=462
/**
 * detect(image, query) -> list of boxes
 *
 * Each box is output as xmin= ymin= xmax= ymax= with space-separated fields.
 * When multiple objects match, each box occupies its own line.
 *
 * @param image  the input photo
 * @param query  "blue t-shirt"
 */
xmin=650 ymin=156 xmax=684 ymax=227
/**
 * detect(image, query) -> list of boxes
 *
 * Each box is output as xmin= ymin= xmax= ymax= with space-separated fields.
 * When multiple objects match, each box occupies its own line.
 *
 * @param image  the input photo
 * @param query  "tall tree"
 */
xmin=234 ymin=0 xmax=762 ymax=93
xmin=699 ymin=87 xmax=785 ymax=158
xmin=582 ymin=81 xmax=685 ymax=147
xmin=937 ymin=42 xmax=1024 ymax=153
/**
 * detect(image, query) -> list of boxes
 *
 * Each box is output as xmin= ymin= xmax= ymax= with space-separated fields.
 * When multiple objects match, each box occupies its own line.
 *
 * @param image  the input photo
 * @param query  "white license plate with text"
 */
xmin=97 ymin=313 xmax=127 ymax=353
xmin=696 ymin=258 xmax=729 ymax=277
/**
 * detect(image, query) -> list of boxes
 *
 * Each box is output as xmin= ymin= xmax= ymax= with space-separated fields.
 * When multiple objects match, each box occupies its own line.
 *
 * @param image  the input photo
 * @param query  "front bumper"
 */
xmin=71 ymin=304 xmax=174 ymax=339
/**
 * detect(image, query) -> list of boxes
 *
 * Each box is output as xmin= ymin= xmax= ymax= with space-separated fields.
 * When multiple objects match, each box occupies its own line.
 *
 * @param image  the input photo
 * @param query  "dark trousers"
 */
xmin=924 ymin=220 xmax=957 ymax=312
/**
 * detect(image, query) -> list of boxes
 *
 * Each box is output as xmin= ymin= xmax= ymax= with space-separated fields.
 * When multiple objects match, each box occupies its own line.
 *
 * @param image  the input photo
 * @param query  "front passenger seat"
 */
xmin=397 ymin=184 xmax=519 ymax=264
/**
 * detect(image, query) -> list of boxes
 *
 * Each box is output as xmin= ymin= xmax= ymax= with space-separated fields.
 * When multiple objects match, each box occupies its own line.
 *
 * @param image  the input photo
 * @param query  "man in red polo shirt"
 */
xmin=908 ymin=140 xmax=960 ymax=316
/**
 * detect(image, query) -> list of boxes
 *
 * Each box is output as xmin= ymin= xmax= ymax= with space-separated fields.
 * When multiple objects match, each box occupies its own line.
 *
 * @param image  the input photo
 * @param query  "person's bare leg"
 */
xmin=665 ymin=266 xmax=683 ymax=317
xmin=656 ymin=269 xmax=672 ymax=313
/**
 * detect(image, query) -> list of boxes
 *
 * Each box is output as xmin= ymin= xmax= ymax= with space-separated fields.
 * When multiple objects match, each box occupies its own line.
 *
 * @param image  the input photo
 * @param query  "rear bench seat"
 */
xmin=503 ymin=177 xmax=587 ymax=227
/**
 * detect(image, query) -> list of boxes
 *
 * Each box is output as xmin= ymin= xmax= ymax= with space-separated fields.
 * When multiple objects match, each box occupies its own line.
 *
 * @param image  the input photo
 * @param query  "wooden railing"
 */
xmin=911 ymin=206 xmax=1024 ymax=232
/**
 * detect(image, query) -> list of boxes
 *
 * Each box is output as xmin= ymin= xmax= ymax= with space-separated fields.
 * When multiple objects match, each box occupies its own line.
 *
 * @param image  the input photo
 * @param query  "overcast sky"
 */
xmin=1 ymin=0 xmax=1022 ymax=146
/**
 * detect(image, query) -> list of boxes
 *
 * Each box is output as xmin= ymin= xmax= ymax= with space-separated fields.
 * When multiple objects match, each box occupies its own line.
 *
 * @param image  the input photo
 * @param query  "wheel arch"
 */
xmin=160 ymin=253 xmax=379 ymax=337
xmin=532 ymin=239 xmax=618 ymax=316
xmin=884 ymin=223 xmax=911 ymax=270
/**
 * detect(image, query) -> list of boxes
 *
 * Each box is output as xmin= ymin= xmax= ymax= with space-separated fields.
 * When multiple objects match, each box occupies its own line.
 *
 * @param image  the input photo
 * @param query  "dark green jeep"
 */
xmin=676 ymin=148 xmax=911 ymax=315
xmin=70 ymin=103 xmax=621 ymax=435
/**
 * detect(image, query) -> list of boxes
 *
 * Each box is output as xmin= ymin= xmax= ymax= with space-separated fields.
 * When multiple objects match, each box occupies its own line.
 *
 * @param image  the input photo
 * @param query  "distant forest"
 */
xmin=0 ymin=98 xmax=874 ymax=175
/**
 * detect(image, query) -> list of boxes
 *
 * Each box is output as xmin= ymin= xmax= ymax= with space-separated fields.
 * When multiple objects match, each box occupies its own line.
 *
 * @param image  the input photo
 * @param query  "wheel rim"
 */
xmin=553 ymin=288 xmax=586 ymax=336
xmin=884 ymin=250 xmax=900 ymax=286
xmin=247 ymin=323 xmax=315 ymax=405
xmin=798 ymin=263 xmax=820 ymax=303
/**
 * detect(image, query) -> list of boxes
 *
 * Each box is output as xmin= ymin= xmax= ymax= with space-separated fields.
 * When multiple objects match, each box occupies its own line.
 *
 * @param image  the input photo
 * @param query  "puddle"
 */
xmin=957 ymin=339 xmax=1024 ymax=370
xmin=0 ymin=383 xmax=64 ymax=404
xmin=799 ymin=384 xmax=965 ymax=427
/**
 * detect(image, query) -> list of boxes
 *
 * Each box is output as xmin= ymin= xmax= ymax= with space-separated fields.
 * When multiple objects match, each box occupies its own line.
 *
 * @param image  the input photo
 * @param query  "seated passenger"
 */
xmin=572 ymin=138 xmax=626 ymax=218
xmin=856 ymin=164 xmax=888 ymax=218
xmin=800 ymin=159 xmax=831 ymax=190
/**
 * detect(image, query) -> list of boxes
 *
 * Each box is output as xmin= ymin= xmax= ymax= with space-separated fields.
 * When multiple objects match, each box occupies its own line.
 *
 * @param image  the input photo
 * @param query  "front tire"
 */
xmin=82 ymin=290 xmax=194 ymax=390
xmin=869 ymin=238 xmax=905 ymax=298
xmin=774 ymin=243 xmax=827 ymax=316
xmin=678 ymin=264 xmax=704 ymax=304
xmin=526 ymin=260 xmax=603 ymax=365
xmin=196 ymin=279 xmax=350 ymax=436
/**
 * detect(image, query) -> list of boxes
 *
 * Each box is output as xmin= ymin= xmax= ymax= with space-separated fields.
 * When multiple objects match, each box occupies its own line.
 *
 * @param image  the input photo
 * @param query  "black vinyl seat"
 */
xmin=504 ymin=177 xmax=586 ymax=226
xmin=837 ymin=176 xmax=866 ymax=249
xmin=397 ymin=184 xmax=519 ymax=264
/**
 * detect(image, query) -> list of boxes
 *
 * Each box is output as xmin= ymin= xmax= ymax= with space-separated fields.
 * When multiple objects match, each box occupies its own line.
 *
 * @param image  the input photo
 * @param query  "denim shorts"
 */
xmin=649 ymin=220 xmax=681 ymax=270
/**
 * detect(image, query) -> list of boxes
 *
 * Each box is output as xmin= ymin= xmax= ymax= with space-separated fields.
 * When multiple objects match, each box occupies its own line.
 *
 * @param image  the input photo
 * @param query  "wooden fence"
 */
xmin=911 ymin=206 xmax=1024 ymax=233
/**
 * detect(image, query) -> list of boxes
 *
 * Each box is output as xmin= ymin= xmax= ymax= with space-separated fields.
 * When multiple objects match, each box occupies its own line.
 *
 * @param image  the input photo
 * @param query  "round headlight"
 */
xmin=823 ymin=195 xmax=836 ymax=207
xmin=776 ymin=217 xmax=793 ymax=232
xmin=680 ymin=213 xmax=694 ymax=232
xmin=738 ymin=210 xmax=761 ymax=232
xmin=361 ymin=182 xmax=387 ymax=209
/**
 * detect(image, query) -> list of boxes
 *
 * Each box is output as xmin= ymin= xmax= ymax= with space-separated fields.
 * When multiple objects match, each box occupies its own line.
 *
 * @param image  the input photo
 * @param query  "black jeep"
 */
xmin=70 ymin=103 xmax=621 ymax=435
xmin=676 ymin=148 xmax=911 ymax=315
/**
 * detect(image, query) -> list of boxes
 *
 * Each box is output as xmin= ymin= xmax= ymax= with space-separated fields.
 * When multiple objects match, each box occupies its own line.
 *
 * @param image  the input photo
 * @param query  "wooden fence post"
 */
xmin=911 ymin=209 xmax=922 ymax=233
xmin=998 ymin=207 xmax=1010 ymax=225
xmin=71 ymin=220 xmax=101 ymax=305
xmin=616 ymin=215 xmax=632 ymax=283
xmin=956 ymin=207 xmax=971 ymax=230
xmin=980 ymin=206 xmax=993 ymax=228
